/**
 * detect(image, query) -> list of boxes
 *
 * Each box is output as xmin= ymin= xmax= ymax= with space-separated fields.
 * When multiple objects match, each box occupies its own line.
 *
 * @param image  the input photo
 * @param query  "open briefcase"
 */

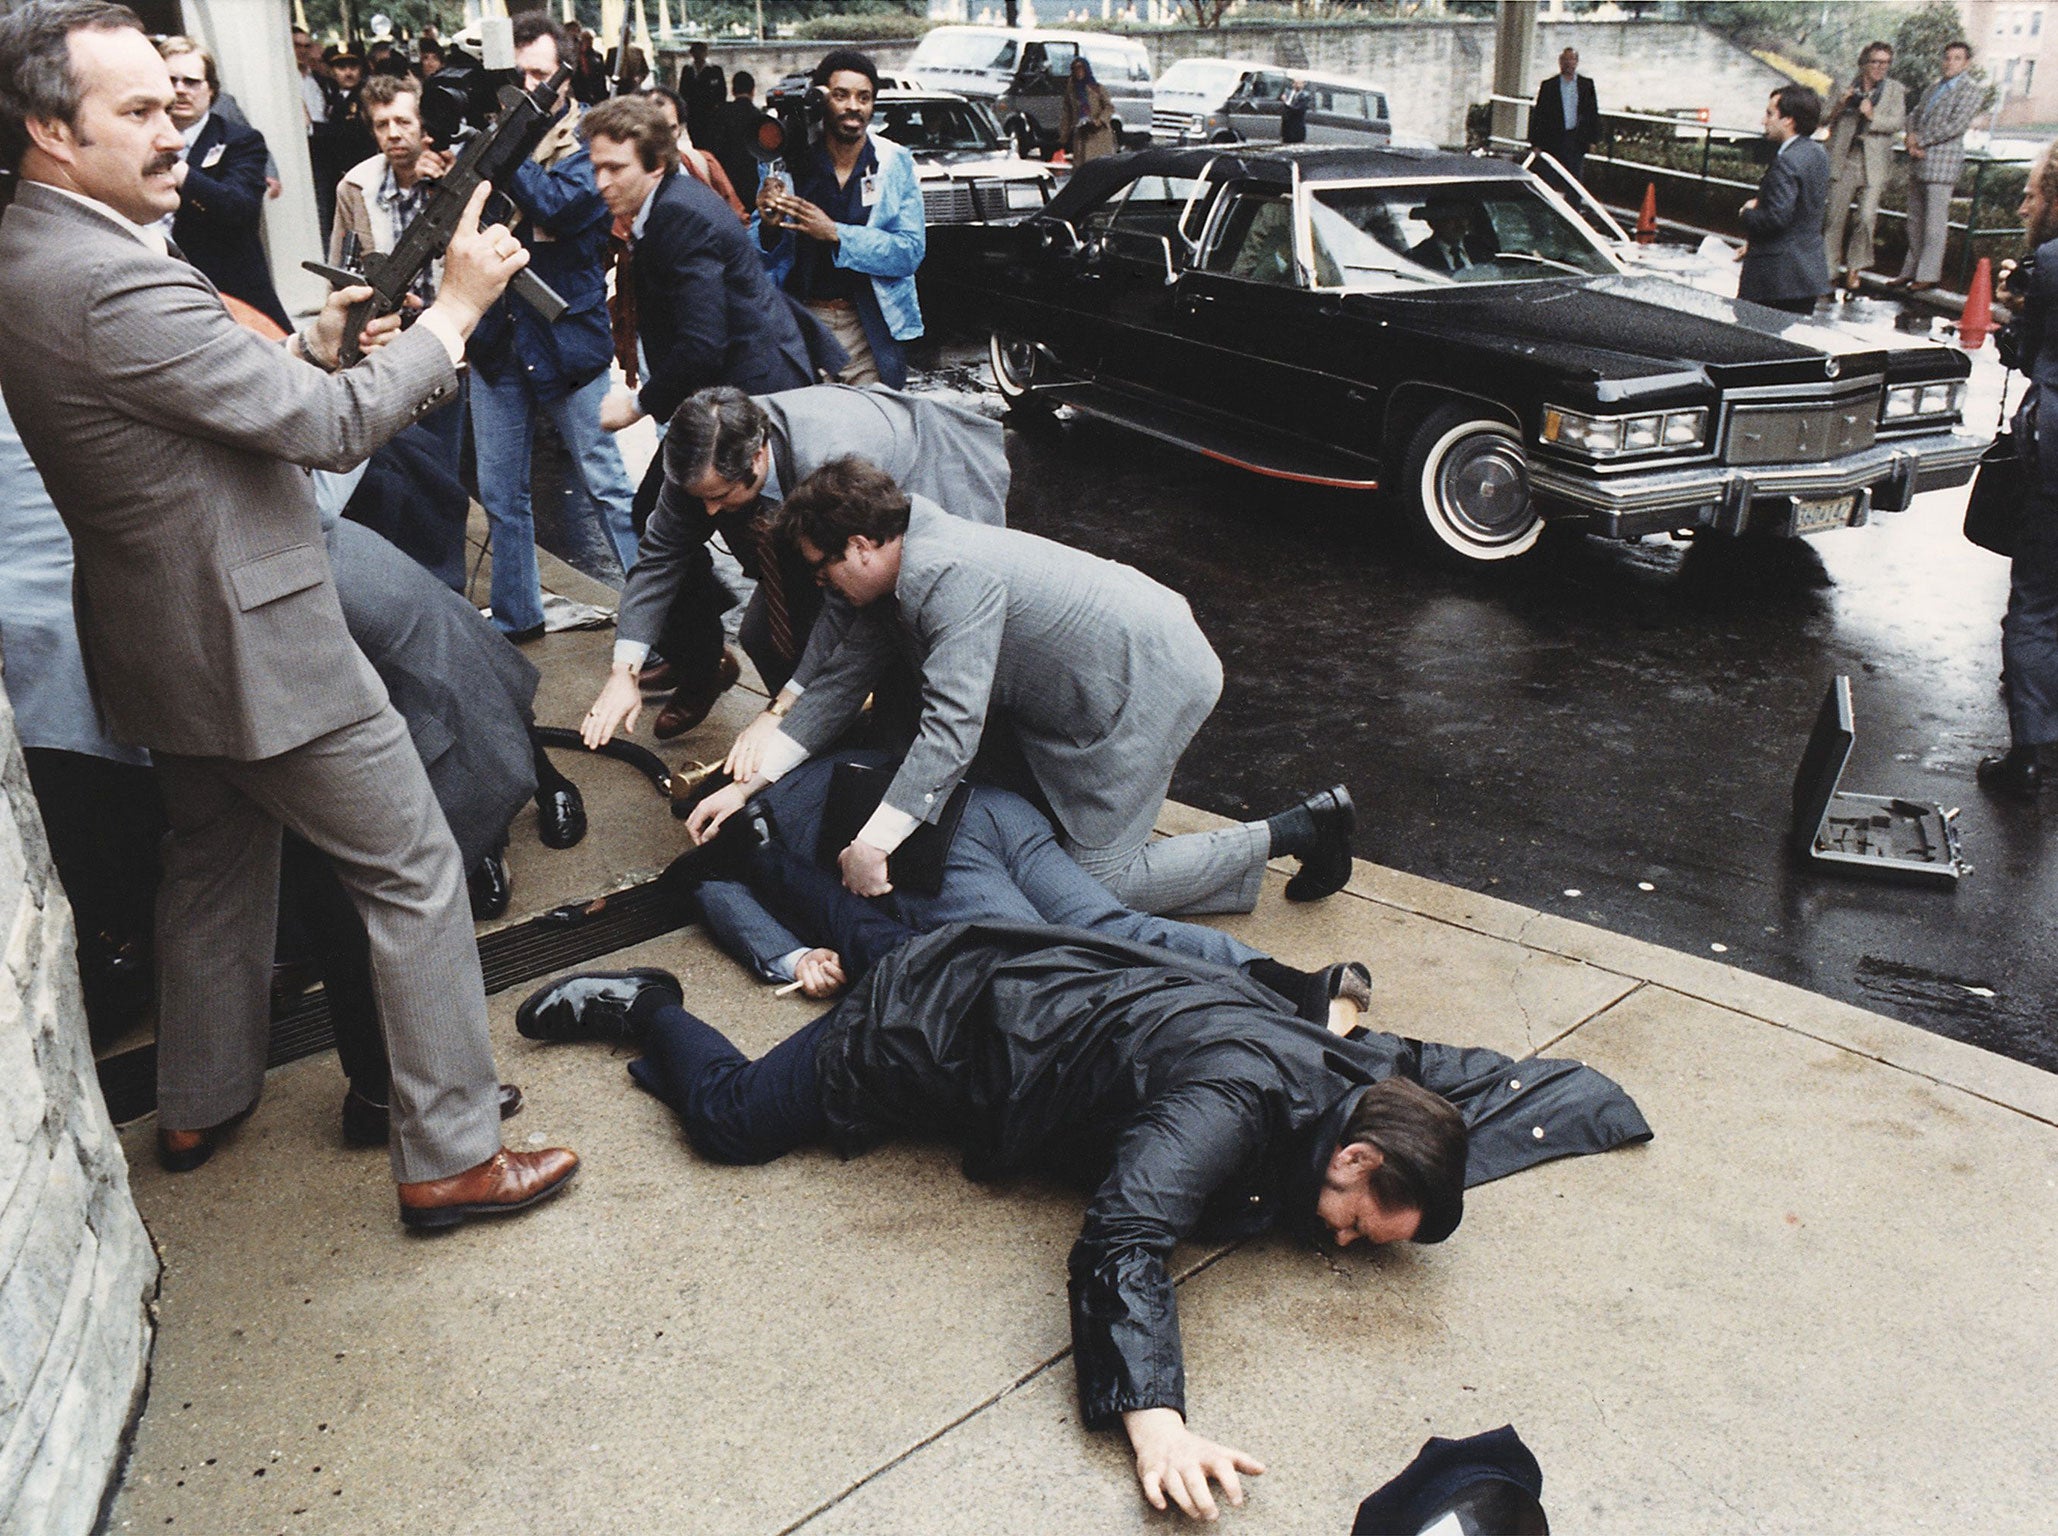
xmin=1790 ymin=676 xmax=1970 ymax=887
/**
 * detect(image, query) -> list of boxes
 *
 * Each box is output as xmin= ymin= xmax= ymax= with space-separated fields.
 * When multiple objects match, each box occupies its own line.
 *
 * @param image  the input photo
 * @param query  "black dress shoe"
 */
xmin=156 ymin=1107 xmax=253 ymax=1173
xmin=468 ymin=852 xmax=512 ymax=920
xmin=1977 ymin=747 xmax=2042 ymax=799
xmin=506 ymin=623 xmax=547 ymax=644
xmin=344 ymin=1083 xmax=526 ymax=1147
xmin=516 ymin=968 xmax=683 ymax=1044
xmin=536 ymin=782 xmax=588 ymax=849
xmin=1283 ymin=785 xmax=1356 ymax=903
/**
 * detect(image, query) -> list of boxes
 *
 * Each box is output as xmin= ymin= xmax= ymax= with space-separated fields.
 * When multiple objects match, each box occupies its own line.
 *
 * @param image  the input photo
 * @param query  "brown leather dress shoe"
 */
xmin=397 ymin=1146 xmax=579 ymax=1230
xmin=654 ymin=649 xmax=742 ymax=740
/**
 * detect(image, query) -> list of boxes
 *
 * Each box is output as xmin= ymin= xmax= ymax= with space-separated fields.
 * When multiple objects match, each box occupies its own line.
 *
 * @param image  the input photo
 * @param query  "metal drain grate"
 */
xmin=97 ymin=880 xmax=691 ymax=1125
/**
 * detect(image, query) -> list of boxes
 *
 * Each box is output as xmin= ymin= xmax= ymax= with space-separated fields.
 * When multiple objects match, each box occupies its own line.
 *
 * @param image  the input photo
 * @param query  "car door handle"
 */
xmin=1182 ymin=292 xmax=1215 ymax=311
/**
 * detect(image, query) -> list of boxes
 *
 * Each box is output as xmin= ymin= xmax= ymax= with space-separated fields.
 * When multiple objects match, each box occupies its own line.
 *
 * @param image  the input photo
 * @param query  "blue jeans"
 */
xmin=469 ymin=367 xmax=639 ymax=635
xmin=628 ymin=1003 xmax=835 ymax=1164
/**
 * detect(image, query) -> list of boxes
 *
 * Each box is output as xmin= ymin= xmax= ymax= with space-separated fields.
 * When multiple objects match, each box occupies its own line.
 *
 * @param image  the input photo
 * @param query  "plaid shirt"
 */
xmin=376 ymin=162 xmax=438 ymax=305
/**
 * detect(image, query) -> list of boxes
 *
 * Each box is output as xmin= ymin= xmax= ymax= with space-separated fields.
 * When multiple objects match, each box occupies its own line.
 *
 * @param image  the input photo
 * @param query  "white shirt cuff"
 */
xmin=772 ymin=947 xmax=809 ymax=984
xmin=613 ymin=639 xmax=651 ymax=670
xmin=415 ymin=308 xmax=467 ymax=367
xmin=857 ymin=802 xmax=920 ymax=854
xmin=756 ymin=727 xmax=811 ymax=783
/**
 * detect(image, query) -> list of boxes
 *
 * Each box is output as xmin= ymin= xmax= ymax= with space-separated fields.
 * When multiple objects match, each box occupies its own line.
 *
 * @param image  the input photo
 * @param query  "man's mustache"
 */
xmin=145 ymin=151 xmax=179 ymax=175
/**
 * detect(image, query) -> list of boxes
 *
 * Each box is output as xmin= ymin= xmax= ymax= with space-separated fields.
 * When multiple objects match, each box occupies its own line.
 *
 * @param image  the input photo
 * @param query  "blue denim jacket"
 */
xmin=762 ymin=132 xmax=924 ymax=382
xmin=467 ymin=109 xmax=616 ymax=400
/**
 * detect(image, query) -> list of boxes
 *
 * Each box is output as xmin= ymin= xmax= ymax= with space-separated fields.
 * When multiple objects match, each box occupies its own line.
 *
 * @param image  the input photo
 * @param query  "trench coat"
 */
xmin=813 ymin=922 xmax=1652 ymax=1428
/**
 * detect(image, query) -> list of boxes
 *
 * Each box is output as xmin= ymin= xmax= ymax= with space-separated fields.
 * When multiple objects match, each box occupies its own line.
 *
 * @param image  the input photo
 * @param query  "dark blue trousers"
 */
xmin=629 ymin=1002 xmax=837 ymax=1165
xmin=2006 ymin=382 xmax=2058 ymax=747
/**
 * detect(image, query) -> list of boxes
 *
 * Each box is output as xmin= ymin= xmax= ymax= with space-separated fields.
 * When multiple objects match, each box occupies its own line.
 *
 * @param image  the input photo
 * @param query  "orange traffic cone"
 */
xmin=1958 ymin=256 xmax=1994 ymax=349
xmin=1635 ymin=182 xmax=1658 ymax=245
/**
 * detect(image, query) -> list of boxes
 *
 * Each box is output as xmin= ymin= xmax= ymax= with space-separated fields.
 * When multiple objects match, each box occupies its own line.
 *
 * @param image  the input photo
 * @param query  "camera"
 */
xmin=756 ymin=82 xmax=828 ymax=165
xmin=417 ymin=48 xmax=508 ymax=150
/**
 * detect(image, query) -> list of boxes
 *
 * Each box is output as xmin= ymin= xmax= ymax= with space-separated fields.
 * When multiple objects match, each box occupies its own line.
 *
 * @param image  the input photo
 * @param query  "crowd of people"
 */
xmin=0 ymin=1 xmax=1720 ymax=1518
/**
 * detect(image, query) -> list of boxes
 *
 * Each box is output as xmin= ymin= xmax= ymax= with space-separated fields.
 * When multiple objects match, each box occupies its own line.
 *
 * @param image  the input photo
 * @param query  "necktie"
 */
xmin=754 ymin=515 xmax=796 ymax=662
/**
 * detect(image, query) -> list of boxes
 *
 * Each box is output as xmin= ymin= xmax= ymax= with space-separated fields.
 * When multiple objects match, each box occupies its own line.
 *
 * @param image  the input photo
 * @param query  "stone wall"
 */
xmin=662 ymin=19 xmax=1786 ymax=150
xmin=0 ymin=682 xmax=158 ymax=1535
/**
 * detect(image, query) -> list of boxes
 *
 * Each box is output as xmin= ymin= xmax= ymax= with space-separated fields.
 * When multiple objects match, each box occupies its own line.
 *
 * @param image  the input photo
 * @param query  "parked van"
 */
xmin=906 ymin=26 xmax=1153 ymax=157
xmin=1150 ymin=56 xmax=1269 ymax=144
xmin=1205 ymin=67 xmax=1392 ymax=146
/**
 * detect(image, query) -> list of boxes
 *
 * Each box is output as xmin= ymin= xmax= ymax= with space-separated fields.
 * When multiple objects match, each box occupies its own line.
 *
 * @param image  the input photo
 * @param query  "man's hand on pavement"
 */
xmin=582 ymin=667 xmax=643 ymax=748
xmin=793 ymin=948 xmax=847 ymax=998
xmin=839 ymin=837 xmax=892 ymax=897
xmin=685 ymin=780 xmax=753 ymax=843
xmin=1123 ymin=1408 xmax=1264 ymax=1522
xmin=599 ymin=386 xmax=645 ymax=433
xmin=423 ymin=182 xmax=529 ymax=337
xmin=724 ymin=709 xmax=788 ymax=780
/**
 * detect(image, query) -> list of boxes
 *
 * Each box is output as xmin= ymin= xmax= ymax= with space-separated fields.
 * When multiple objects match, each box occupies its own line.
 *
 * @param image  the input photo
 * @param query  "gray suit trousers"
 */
xmin=1061 ymin=787 xmax=1270 ymax=918
xmin=1898 ymin=179 xmax=1953 ymax=283
xmin=152 ymin=704 xmax=502 ymax=1182
xmin=1823 ymin=152 xmax=1881 ymax=274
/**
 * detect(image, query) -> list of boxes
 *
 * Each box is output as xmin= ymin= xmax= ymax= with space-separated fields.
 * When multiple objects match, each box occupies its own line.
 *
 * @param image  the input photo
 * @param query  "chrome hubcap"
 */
xmin=1436 ymin=433 xmax=1532 ymax=544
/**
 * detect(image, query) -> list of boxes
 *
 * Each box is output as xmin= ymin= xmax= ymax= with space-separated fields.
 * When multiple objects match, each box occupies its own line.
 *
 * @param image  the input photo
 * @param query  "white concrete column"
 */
xmin=1491 ymin=0 xmax=1538 ymax=149
xmin=185 ymin=0 xmax=328 ymax=318
xmin=0 ymin=679 xmax=159 ymax=1535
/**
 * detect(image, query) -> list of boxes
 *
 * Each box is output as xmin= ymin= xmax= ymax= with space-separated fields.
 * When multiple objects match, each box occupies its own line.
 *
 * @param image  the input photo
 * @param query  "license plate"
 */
xmin=1794 ymin=493 xmax=1857 ymax=536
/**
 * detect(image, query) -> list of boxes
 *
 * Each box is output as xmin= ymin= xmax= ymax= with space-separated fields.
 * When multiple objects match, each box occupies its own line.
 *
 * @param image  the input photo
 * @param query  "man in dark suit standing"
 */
xmin=1528 ymin=47 xmax=1598 ymax=180
xmin=1739 ymin=85 xmax=1831 ymax=315
xmin=583 ymin=95 xmax=818 ymax=731
xmin=680 ymin=39 xmax=726 ymax=146
xmin=709 ymin=69 xmax=763 ymax=208
xmin=0 ymin=0 xmax=577 ymax=1226
xmin=158 ymin=36 xmax=288 ymax=329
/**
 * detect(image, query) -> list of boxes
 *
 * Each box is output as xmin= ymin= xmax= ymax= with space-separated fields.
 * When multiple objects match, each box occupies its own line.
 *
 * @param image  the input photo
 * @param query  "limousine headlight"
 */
xmin=1881 ymin=380 xmax=1964 ymax=424
xmin=1541 ymin=404 xmax=1708 ymax=459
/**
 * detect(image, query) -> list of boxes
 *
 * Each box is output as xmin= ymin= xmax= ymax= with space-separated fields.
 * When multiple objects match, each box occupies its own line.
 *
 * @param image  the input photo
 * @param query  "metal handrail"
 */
xmin=1479 ymin=91 xmax=2031 ymax=287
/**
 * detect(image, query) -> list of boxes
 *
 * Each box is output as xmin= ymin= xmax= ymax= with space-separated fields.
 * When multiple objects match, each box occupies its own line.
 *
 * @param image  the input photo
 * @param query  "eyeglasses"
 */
xmin=800 ymin=543 xmax=849 ymax=578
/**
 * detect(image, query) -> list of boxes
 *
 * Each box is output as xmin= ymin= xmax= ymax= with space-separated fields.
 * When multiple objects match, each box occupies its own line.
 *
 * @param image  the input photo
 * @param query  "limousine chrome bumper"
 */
xmin=1528 ymin=427 xmax=1988 ymax=540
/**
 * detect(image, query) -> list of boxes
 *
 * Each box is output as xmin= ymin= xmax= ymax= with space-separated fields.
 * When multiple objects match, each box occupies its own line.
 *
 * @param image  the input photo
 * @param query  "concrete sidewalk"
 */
xmin=105 ymin=558 xmax=2058 ymax=1535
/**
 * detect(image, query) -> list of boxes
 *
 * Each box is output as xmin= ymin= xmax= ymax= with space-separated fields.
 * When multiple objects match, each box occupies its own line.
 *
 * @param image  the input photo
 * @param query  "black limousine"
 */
xmin=973 ymin=146 xmax=1985 ymax=564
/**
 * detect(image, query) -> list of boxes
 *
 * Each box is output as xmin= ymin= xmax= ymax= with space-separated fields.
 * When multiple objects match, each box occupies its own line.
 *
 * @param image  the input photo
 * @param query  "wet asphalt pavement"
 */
xmin=538 ymin=300 xmax=2056 ymax=1076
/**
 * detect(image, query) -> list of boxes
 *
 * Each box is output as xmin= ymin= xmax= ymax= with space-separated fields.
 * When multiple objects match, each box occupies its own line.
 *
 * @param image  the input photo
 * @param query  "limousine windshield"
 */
xmin=1306 ymin=180 xmax=1620 ymax=289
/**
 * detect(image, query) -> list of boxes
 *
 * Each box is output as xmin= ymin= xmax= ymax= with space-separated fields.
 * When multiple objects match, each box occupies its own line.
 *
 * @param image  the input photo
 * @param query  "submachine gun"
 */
xmin=301 ymin=64 xmax=574 ymax=367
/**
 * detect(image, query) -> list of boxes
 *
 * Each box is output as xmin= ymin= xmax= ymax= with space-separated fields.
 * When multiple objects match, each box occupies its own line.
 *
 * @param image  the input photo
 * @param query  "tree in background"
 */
xmin=1893 ymin=0 xmax=1989 ymax=105
xmin=1681 ymin=1 xmax=1925 ymax=79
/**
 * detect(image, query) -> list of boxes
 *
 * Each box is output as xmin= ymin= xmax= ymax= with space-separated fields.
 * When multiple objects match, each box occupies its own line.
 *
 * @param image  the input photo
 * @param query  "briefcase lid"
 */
xmin=1790 ymin=675 xmax=1856 ymax=856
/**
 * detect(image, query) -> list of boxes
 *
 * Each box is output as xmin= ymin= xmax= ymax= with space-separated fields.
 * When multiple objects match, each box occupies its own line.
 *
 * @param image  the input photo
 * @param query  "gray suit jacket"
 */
xmin=1907 ymin=73 xmax=1982 ymax=185
xmin=779 ymin=499 xmax=1223 ymax=852
xmin=1825 ymin=76 xmax=1906 ymax=187
xmin=329 ymin=520 xmax=539 ymax=867
xmin=0 ymin=181 xmax=460 ymax=760
xmin=618 ymin=383 xmax=1009 ymax=657
xmin=1739 ymin=137 xmax=1833 ymax=304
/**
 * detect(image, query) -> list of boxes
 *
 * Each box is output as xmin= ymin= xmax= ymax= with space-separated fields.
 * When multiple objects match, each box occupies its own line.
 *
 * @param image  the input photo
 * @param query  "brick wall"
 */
xmin=0 ymin=682 xmax=158 ymax=1535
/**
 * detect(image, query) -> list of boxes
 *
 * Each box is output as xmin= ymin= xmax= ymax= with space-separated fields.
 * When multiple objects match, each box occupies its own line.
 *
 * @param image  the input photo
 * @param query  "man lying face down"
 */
xmin=518 ymin=918 xmax=1649 ymax=1519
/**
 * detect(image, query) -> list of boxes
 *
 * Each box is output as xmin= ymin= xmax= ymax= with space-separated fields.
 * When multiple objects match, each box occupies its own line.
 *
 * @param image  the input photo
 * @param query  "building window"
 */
xmin=2034 ymin=10 xmax=2043 ymax=37
xmin=2025 ymin=59 xmax=2038 ymax=92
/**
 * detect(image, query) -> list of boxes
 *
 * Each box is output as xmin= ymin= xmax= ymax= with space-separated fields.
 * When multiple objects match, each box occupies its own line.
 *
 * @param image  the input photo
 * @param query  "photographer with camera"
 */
xmin=1822 ymin=42 xmax=1904 ymax=295
xmin=466 ymin=13 xmax=641 ymax=643
xmin=756 ymin=49 xmax=923 ymax=389
xmin=1979 ymin=152 xmax=2058 ymax=799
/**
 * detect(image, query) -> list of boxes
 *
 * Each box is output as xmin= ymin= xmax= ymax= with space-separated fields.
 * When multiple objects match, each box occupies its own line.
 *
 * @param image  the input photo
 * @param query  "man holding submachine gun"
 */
xmin=304 ymin=47 xmax=571 ymax=365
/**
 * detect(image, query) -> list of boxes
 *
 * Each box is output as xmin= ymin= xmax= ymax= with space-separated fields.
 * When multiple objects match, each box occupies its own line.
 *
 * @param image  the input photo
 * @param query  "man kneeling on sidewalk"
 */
xmin=518 ymin=920 xmax=1649 ymax=1519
